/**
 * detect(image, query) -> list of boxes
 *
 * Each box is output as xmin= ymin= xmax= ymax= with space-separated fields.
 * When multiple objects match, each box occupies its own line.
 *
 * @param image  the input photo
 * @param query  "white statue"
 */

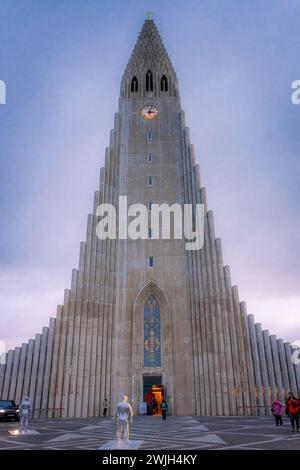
xmin=115 ymin=395 xmax=133 ymax=446
xmin=19 ymin=397 xmax=31 ymax=433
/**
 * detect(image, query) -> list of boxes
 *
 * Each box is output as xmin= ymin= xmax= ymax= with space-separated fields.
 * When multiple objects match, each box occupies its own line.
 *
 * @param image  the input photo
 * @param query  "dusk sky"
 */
xmin=0 ymin=0 xmax=299 ymax=350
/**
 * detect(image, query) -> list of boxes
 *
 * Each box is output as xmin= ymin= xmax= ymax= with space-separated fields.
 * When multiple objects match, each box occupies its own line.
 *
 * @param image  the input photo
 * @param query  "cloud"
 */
xmin=245 ymin=293 xmax=300 ymax=344
xmin=0 ymin=267 xmax=64 ymax=349
xmin=0 ymin=1 xmax=299 ymax=351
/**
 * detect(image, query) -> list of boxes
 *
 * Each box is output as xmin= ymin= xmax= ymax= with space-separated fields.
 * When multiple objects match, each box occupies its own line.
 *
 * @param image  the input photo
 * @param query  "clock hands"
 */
xmin=140 ymin=105 xmax=158 ymax=119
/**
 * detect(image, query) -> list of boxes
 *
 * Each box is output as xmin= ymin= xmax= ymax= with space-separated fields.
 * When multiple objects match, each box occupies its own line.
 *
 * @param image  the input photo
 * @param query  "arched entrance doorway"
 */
xmin=132 ymin=281 xmax=174 ymax=415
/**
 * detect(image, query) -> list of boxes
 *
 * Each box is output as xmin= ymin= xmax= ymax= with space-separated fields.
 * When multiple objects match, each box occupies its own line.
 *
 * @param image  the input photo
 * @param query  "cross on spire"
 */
xmin=145 ymin=10 xmax=153 ymax=20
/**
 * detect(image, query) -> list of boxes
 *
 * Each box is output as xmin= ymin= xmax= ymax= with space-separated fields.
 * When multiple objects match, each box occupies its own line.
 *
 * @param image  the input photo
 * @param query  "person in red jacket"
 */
xmin=286 ymin=392 xmax=299 ymax=432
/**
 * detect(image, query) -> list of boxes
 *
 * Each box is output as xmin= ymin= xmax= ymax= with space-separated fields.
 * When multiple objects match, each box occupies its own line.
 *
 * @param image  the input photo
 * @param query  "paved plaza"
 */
xmin=0 ymin=415 xmax=299 ymax=450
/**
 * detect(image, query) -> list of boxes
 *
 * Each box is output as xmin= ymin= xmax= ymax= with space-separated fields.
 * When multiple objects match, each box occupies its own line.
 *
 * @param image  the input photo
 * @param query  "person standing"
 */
xmin=147 ymin=397 xmax=153 ymax=415
xmin=152 ymin=397 xmax=158 ymax=415
xmin=271 ymin=399 xmax=283 ymax=426
xmin=19 ymin=397 xmax=31 ymax=433
xmin=103 ymin=397 xmax=108 ymax=417
xmin=161 ymin=400 xmax=168 ymax=421
xmin=145 ymin=391 xmax=153 ymax=415
xmin=286 ymin=392 xmax=299 ymax=432
xmin=115 ymin=395 xmax=133 ymax=445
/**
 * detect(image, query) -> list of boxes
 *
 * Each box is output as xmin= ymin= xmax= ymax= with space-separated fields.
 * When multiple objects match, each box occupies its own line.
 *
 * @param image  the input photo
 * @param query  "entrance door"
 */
xmin=143 ymin=376 xmax=164 ymax=416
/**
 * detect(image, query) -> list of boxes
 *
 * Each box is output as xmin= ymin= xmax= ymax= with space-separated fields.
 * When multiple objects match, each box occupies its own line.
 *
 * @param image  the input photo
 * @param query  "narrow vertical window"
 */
xmin=144 ymin=295 xmax=161 ymax=367
xmin=148 ymin=131 xmax=152 ymax=141
xmin=148 ymin=256 xmax=154 ymax=267
xmin=160 ymin=75 xmax=168 ymax=92
xmin=148 ymin=153 xmax=152 ymax=162
xmin=146 ymin=70 xmax=153 ymax=92
xmin=148 ymin=227 xmax=152 ymax=239
xmin=148 ymin=201 xmax=152 ymax=211
xmin=148 ymin=177 xmax=153 ymax=187
xmin=131 ymin=76 xmax=138 ymax=93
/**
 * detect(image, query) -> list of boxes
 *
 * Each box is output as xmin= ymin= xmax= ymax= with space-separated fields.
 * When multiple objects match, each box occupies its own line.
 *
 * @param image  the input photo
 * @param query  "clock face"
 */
xmin=141 ymin=105 xmax=158 ymax=120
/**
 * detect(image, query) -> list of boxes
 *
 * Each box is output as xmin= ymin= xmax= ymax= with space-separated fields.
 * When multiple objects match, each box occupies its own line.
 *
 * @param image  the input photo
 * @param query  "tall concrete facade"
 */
xmin=1 ymin=18 xmax=299 ymax=417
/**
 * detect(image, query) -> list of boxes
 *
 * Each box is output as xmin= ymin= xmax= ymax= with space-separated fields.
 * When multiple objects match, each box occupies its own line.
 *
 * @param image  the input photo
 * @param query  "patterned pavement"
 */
xmin=0 ymin=415 xmax=299 ymax=450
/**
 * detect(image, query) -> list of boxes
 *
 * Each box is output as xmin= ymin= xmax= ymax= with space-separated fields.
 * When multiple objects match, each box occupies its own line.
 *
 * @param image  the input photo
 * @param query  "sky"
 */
xmin=0 ymin=0 xmax=299 ymax=350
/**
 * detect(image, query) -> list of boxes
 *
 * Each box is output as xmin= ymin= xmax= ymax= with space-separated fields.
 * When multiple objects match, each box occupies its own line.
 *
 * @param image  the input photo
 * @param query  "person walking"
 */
xmin=286 ymin=392 xmax=299 ymax=432
xmin=102 ymin=397 xmax=108 ymax=417
xmin=271 ymin=399 xmax=283 ymax=426
xmin=161 ymin=399 xmax=168 ymax=421
xmin=19 ymin=397 xmax=31 ymax=433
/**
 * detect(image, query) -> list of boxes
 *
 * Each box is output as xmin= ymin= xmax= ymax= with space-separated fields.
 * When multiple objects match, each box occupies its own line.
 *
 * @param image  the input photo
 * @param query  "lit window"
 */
xmin=149 ymin=256 xmax=154 ymax=267
xmin=148 ymin=153 xmax=152 ymax=163
xmin=148 ymin=177 xmax=153 ymax=187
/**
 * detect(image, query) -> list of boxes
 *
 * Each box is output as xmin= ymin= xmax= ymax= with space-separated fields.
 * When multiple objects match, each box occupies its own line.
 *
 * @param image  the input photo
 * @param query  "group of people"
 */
xmin=145 ymin=391 xmax=168 ymax=419
xmin=272 ymin=392 xmax=300 ymax=432
xmin=19 ymin=392 xmax=300 ymax=446
xmin=14 ymin=391 xmax=300 ymax=447
xmin=146 ymin=392 xmax=158 ymax=416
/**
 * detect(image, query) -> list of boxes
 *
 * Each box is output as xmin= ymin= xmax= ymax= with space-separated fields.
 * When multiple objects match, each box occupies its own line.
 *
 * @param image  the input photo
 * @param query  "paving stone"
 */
xmin=0 ymin=416 xmax=299 ymax=450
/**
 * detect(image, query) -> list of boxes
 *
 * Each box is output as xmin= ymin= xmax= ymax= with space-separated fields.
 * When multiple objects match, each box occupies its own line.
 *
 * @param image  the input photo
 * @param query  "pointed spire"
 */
xmin=122 ymin=17 xmax=177 ymax=81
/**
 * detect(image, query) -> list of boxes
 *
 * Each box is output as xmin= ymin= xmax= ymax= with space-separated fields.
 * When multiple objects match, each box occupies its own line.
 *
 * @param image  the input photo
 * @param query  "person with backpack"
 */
xmin=271 ymin=399 xmax=284 ymax=426
xmin=286 ymin=392 xmax=299 ymax=432
xmin=161 ymin=399 xmax=168 ymax=421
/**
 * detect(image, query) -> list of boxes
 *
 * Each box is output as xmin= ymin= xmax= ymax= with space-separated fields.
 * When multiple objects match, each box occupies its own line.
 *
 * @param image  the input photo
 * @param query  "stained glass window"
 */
xmin=144 ymin=295 xmax=161 ymax=367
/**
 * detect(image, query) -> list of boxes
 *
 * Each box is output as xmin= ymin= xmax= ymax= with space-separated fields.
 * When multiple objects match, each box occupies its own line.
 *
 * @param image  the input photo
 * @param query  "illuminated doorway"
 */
xmin=143 ymin=376 xmax=164 ymax=416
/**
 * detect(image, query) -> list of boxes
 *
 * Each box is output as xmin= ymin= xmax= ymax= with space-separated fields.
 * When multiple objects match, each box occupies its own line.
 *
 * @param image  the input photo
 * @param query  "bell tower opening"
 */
xmin=146 ymin=69 xmax=153 ymax=92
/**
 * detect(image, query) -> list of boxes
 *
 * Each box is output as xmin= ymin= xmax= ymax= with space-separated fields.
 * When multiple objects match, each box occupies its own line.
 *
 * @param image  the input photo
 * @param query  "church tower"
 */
xmin=110 ymin=16 xmax=255 ymax=416
xmin=1 ymin=16 xmax=299 ymax=418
